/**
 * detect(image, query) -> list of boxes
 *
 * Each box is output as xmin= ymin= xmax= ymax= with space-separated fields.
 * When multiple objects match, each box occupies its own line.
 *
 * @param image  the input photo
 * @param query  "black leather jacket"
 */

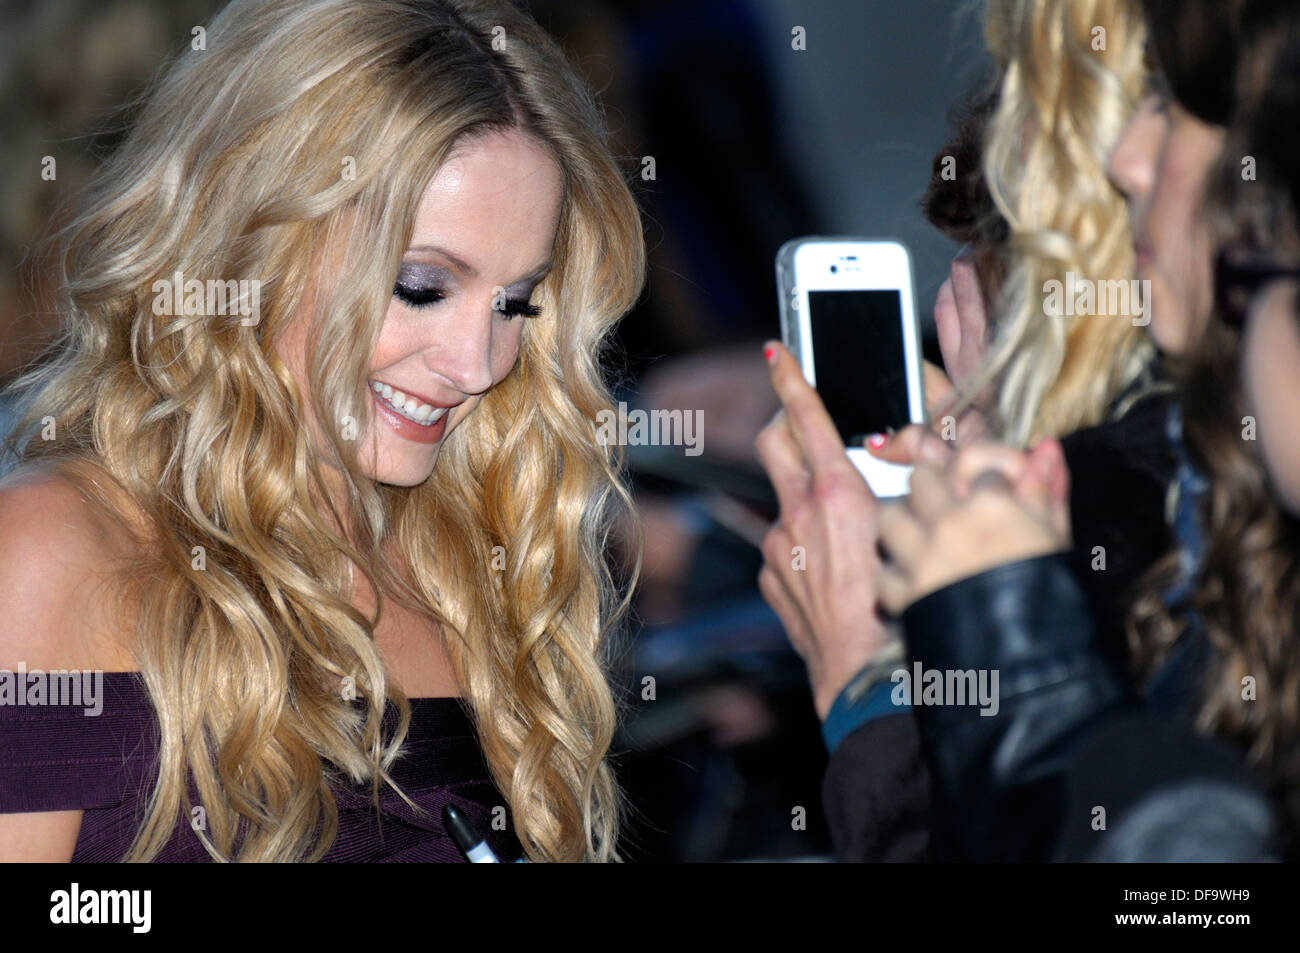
xmin=904 ymin=554 xmax=1278 ymax=861
xmin=820 ymin=391 xmax=1280 ymax=861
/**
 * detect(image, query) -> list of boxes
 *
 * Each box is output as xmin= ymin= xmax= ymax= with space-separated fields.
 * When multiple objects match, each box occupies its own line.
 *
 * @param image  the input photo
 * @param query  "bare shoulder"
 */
xmin=0 ymin=460 xmax=142 ymax=672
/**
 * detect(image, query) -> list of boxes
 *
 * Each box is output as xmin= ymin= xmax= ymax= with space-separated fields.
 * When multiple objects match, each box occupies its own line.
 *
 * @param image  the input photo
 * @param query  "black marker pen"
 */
xmin=442 ymin=803 xmax=501 ymax=863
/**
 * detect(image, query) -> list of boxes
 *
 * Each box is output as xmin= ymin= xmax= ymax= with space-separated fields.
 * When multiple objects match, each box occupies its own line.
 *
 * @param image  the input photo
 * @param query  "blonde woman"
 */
xmin=0 ymin=0 xmax=644 ymax=862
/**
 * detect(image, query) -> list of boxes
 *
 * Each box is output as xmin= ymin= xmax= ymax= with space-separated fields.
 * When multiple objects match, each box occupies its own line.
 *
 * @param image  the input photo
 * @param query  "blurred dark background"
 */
xmin=0 ymin=0 xmax=991 ymax=860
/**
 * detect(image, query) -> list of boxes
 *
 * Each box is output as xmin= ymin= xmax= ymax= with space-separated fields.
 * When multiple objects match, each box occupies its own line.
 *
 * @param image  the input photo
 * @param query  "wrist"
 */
xmin=817 ymin=636 xmax=904 ymax=720
xmin=814 ymin=629 xmax=893 ymax=719
xmin=820 ymin=640 xmax=910 ymax=755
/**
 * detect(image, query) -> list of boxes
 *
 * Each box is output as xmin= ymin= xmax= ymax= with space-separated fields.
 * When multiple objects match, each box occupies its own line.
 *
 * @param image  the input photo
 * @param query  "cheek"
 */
xmin=1147 ymin=309 xmax=1186 ymax=355
xmin=1243 ymin=311 xmax=1300 ymax=512
xmin=1185 ymin=229 xmax=1218 ymax=336
xmin=1151 ymin=161 xmax=1201 ymax=261
xmin=491 ymin=322 xmax=525 ymax=380
xmin=1148 ymin=163 xmax=1217 ymax=340
xmin=1166 ymin=131 xmax=1223 ymax=307
xmin=369 ymin=310 xmax=405 ymax=368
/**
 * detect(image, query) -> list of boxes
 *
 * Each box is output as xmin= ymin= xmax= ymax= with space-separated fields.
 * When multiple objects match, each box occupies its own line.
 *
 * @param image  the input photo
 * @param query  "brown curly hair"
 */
xmin=1129 ymin=0 xmax=1300 ymax=851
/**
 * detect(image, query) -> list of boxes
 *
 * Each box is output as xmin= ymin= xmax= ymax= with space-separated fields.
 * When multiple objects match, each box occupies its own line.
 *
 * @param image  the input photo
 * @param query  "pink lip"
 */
xmin=370 ymin=389 xmax=450 ymax=445
xmin=370 ymin=379 xmax=459 ymax=409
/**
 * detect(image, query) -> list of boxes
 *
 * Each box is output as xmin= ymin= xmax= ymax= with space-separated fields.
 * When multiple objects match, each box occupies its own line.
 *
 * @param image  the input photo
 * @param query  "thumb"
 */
xmin=867 ymin=423 xmax=953 ymax=467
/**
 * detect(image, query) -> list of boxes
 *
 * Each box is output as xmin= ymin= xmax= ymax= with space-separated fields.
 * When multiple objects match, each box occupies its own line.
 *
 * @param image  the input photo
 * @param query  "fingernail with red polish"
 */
xmin=867 ymin=434 xmax=887 ymax=449
xmin=764 ymin=345 xmax=776 ymax=364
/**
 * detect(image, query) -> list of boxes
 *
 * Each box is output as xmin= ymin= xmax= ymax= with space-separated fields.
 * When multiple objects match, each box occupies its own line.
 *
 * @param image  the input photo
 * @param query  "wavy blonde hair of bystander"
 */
xmin=969 ymin=0 xmax=1156 ymax=445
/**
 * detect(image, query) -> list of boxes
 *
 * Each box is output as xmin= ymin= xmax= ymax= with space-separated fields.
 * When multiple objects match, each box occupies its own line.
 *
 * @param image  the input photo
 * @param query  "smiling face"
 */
xmin=1106 ymin=92 xmax=1227 ymax=355
xmin=279 ymin=127 xmax=564 ymax=492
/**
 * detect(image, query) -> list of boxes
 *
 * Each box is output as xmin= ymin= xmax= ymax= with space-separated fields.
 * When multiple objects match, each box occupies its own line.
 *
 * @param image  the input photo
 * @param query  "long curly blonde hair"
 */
xmin=971 ymin=0 xmax=1155 ymax=445
xmin=2 ymin=0 xmax=645 ymax=862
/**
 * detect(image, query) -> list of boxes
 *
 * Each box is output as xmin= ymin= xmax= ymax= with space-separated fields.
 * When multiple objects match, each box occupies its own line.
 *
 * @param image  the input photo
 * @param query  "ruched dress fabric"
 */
xmin=0 ymin=671 xmax=521 ymax=862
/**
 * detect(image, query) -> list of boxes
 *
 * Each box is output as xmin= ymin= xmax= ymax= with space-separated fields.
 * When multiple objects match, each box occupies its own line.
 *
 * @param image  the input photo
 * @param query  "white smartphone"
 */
xmin=775 ymin=237 xmax=926 ymax=498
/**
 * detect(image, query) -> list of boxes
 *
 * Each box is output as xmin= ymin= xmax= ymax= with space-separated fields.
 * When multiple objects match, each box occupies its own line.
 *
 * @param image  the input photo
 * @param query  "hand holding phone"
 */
xmin=775 ymin=238 xmax=926 ymax=497
xmin=755 ymin=341 xmax=898 ymax=719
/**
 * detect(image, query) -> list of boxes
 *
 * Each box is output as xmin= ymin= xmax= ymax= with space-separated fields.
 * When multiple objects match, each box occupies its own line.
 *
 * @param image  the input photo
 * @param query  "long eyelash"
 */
xmin=394 ymin=283 xmax=444 ymax=308
xmin=496 ymin=300 xmax=542 ymax=320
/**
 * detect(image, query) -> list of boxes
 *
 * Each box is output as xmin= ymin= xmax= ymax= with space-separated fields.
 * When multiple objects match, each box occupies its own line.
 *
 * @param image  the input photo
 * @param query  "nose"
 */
xmin=424 ymin=298 xmax=497 ymax=396
xmin=1106 ymin=104 xmax=1158 ymax=204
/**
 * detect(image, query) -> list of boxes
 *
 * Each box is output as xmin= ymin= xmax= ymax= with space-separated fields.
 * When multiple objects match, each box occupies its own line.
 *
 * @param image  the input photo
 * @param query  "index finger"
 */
xmin=950 ymin=252 xmax=989 ymax=346
xmin=763 ymin=341 xmax=853 ymax=473
xmin=755 ymin=409 xmax=812 ymax=516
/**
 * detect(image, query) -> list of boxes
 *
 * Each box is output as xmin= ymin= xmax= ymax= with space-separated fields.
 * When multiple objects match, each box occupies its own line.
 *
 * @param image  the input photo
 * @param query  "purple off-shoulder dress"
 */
xmin=0 ymin=672 xmax=521 ymax=861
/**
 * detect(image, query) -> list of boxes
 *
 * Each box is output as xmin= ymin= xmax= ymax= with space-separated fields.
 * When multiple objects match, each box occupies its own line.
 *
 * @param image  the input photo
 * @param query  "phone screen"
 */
xmin=806 ymin=289 xmax=910 ymax=444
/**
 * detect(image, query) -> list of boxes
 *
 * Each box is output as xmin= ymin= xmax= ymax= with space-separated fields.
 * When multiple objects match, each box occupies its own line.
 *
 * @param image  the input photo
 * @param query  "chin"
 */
xmin=1258 ymin=442 xmax=1300 ymax=518
xmin=1263 ymin=469 xmax=1300 ymax=519
xmin=376 ymin=458 xmax=440 ymax=487
xmin=359 ymin=444 xmax=441 ymax=488
xmin=1279 ymin=491 xmax=1300 ymax=519
xmin=1146 ymin=309 xmax=1191 ymax=357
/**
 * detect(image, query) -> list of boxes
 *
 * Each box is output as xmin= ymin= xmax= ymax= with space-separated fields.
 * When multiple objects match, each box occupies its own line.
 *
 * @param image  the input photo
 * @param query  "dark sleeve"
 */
xmin=1059 ymin=391 xmax=1176 ymax=665
xmin=1056 ymin=713 xmax=1279 ymax=861
xmin=821 ymin=712 xmax=932 ymax=861
xmin=900 ymin=553 xmax=1134 ymax=861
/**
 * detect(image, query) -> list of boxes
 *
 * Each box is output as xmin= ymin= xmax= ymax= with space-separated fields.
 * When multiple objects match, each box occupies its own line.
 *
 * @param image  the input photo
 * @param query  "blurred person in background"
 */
xmin=0 ymin=0 xmax=225 ymax=470
xmin=758 ymin=0 xmax=1183 ymax=860
xmin=876 ymin=0 xmax=1300 ymax=859
xmin=764 ymin=0 xmax=1300 ymax=861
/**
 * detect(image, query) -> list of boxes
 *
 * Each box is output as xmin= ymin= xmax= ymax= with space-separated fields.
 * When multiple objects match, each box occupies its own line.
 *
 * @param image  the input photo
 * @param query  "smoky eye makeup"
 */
xmin=391 ymin=261 xmax=543 ymax=319
xmin=393 ymin=262 xmax=450 ymax=308
xmin=495 ymin=292 xmax=542 ymax=319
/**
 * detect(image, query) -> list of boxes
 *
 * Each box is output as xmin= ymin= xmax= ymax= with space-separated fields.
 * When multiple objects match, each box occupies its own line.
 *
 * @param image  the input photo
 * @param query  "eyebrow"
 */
xmin=406 ymin=244 xmax=553 ymax=286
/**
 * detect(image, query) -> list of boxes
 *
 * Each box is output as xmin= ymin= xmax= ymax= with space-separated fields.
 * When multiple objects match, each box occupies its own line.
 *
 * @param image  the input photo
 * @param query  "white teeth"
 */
xmin=367 ymin=379 xmax=449 ymax=427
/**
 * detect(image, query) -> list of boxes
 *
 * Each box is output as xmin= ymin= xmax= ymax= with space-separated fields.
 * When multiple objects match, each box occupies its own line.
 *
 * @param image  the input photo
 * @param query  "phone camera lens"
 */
xmin=830 ymin=264 xmax=838 ymax=274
